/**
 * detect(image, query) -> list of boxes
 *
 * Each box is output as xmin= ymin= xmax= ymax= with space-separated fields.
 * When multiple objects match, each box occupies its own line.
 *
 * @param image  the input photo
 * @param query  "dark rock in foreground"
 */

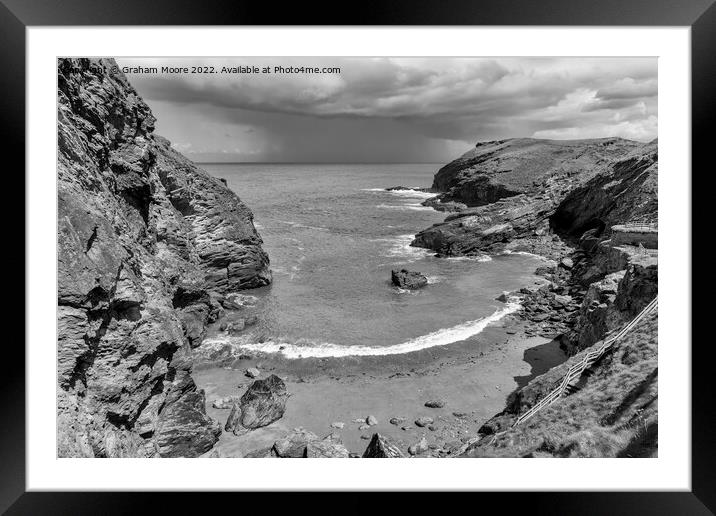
xmin=273 ymin=428 xmax=320 ymax=458
xmin=305 ymin=440 xmax=350 ymax=458
xmin=225 ymin=375 xmax=288 ymax=435
xmin=391 ymin=269 xmax=428 ymax=289
xmin=362 ymin=433 xmax=405 ymax=458
xmin=265 ymin=428 xmax=350 ymax=458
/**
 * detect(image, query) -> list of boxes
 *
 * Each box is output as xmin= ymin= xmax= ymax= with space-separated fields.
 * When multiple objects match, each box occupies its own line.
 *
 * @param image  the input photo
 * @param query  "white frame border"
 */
xmin=27 ymin=26 xmax=690 ymax=491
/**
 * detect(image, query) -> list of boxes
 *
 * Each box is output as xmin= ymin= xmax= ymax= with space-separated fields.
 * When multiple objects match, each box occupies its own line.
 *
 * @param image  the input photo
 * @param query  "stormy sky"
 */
xmin=118 ymin=57 xmax=657 ymax=163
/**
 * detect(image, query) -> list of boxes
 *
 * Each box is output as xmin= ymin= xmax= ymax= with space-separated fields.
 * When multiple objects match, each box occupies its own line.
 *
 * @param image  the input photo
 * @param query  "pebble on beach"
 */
xmin=415 ymin=417 xmax=434 ymax=427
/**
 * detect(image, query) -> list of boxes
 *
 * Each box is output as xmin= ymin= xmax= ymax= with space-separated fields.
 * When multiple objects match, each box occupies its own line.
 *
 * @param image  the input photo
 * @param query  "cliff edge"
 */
xmin=57 ymin=58 xmax=271 ymax=457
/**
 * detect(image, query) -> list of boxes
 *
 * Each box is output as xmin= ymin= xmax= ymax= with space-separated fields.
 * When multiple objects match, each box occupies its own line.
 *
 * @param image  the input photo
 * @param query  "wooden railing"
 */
xmin=620 ymin=221 xmax=657 ymax=231
xmin=512 ymin=296 xmax=658 ymax=427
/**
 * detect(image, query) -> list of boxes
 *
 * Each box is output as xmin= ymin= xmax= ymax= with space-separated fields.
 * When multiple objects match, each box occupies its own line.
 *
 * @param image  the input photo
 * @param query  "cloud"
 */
xmin=117 ymin=57 xmax=657 ymax=162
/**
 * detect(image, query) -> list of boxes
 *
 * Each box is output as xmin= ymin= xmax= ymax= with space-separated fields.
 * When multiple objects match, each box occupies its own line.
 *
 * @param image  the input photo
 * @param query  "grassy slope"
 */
xmin=463 ymin=311 xmax=657 ymax=458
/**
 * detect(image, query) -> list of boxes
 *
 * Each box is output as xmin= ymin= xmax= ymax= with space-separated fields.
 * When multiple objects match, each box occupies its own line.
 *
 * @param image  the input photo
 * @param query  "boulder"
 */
xmin=424 ymin=400 xmax=446 ymax=408
xmin=362 ymin=433 xmax=405 ymax=458
xmin=366 ymin=415 xmax=378 ymax=426
xmin=225 ymin=375 xmax=289 ymax=435
xmin=391 ymin=269 xmax=428 ymax=290
xmin=273 ymin=428 xmax=320 ymax=458
xmin=389 ymin=417 xmax=406 ymax=426
xmin=245 ymin=367 xmax=261 ymax=378
xmin=305 ymin=440 xmax=350 ymax=458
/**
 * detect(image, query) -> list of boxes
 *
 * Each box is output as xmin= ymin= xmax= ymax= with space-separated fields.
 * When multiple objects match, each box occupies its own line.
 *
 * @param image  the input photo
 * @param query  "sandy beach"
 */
xmin=194 ymin=316 xmax=566 ymax=457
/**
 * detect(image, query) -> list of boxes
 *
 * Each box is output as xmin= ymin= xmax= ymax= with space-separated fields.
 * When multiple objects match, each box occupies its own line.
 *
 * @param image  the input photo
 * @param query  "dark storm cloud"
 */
xmin=118 ymin=57 xmax=657 ymax=162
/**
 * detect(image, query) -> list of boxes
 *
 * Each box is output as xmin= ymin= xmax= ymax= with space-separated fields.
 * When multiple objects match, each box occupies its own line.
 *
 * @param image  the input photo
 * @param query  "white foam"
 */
xmin=224 ymin=293 xmax=259 ymax=306
xmin=203 ymin=301 xmax=521 ymax=359
xmin=385 ymin=189 xmax=437 ymax=200
xmin=446 ymin=254 xmax=493 ymax=262
xmin=501 ymin=249 xmax=550 ymax=261
xmin=362 ymin=187 xmax=436 ymax=201
xmin=375 ymin=203 xmax=434 ymax=212
xmin=384 ymin=234 xmax=433 ymax=262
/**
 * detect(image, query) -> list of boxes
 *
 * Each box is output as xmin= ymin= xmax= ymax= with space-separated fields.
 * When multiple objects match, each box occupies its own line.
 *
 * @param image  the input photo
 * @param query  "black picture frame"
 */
xmin=2 ymin=0 xmax=712 ymax=513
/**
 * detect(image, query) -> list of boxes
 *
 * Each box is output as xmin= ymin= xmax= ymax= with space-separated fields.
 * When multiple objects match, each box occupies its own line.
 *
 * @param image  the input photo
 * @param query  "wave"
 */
xmin=383 ymin=234 xmax=433 ymax=262
xmin=203 ymin=301 xmax=520 ymax=359
xmin=375 ymin=203 xmax=434 ymax=212
xmin=446 ymin=254 xmax=492 ymax=262
xmin=362 ymin=187 xmax=437 ymax=201
xmin=385 ymin=189 xmax=437 ymax=200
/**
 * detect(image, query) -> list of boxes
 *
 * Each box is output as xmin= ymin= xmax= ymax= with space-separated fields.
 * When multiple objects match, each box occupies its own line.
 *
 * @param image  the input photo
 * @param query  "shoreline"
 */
xmin=194 ymin=316 xmax=567 ymax=457
xmin=191 ymin=185 xmax=571 ymax=457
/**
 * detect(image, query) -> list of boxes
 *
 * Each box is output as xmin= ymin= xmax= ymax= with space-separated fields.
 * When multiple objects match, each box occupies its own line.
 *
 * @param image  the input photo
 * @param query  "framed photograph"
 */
xmin=5 ymin=0 xmax=713 ymax=512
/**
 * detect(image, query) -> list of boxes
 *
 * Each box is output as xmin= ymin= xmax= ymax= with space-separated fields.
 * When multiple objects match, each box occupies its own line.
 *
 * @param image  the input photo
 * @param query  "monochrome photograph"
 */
xmin=57 ymin=56 xmax=658 ymax=459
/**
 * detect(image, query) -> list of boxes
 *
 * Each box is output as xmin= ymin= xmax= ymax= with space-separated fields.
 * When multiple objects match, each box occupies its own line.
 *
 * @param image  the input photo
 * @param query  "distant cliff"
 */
xmin=413 ymin=138 xmax=654 ymax=260
xmin=57 ymin=58 xmax=271 ymax=457
xmin=430 ymin=137 xmax=639 ymax=206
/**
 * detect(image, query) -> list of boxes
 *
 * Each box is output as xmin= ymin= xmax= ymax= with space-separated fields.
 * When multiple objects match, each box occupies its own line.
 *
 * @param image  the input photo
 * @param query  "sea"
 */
xmin=200 ymin=163 xmax=546 ymax=359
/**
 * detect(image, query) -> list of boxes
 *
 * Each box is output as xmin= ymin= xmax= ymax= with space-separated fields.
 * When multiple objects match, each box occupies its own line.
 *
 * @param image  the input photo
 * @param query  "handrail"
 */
xmin=620 ymin=221 xmax=657 ymax=230
xmin=513 ymin=296 xmax=658 ymax=427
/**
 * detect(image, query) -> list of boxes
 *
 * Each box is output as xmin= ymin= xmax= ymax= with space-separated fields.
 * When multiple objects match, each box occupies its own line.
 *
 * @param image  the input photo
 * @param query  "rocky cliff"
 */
xmin=414 ymin=136 xmax=658 ymax=457
xmin=430 ymin=137 xmax=640 ymax=207
xmin=57 ymin=58 xmax=271 ymax=457
xmin=412 ymin=138 xmax=646 ymax=259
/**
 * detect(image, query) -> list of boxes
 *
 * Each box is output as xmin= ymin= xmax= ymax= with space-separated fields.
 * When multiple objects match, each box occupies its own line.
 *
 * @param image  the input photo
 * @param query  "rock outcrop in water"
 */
xmin=391 ymin=269 xmax=428 ymax=289
xmin=57 ymin=58 xmax=271 ymax=457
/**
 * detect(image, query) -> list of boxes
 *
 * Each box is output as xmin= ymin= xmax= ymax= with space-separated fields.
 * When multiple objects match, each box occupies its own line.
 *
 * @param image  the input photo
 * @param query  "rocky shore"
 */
xmin=57 ymin=58 xmax=271 ymax=457
xmin=189 ymin=137 xmax=658 ymax=459
xmin=408 ymin=137 xmax=659 ymax=458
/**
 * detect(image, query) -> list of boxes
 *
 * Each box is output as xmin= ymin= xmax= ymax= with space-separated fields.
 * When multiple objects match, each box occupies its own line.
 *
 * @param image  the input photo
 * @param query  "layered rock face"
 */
xmin=57 ymin=58 xmax=271 ymax=457
xmin=430 ymin=137 xmax=639 ymax=207
xmin=551 ymin=140 xmax=658 ymax=237
xmin=412 ymin=138 xmax=646 ymax=258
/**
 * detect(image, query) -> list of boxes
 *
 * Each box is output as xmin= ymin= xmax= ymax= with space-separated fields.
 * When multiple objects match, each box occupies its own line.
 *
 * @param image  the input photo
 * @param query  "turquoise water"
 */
xmin=201 ymin=163 xmax=544 ymax=358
